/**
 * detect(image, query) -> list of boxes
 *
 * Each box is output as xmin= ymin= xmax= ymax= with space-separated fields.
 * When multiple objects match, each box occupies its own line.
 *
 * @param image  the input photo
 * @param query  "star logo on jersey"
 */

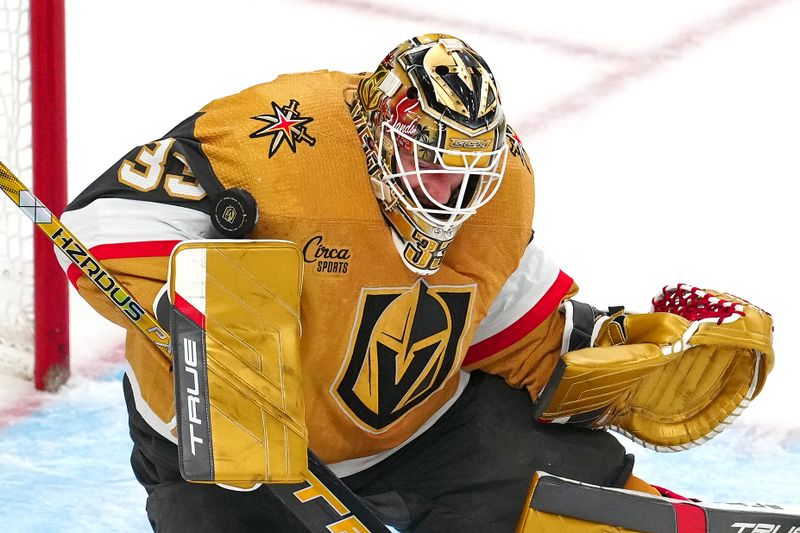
xmin=332 ymin=280 xmax=474 ymax=433
xmin=250 ymin=99 xmax=316 ymax=158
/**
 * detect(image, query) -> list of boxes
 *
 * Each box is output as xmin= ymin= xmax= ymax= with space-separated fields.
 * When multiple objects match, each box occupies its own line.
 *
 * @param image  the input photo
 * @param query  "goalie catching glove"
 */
xmin=533 ymin=284 xmax=774 ymax=451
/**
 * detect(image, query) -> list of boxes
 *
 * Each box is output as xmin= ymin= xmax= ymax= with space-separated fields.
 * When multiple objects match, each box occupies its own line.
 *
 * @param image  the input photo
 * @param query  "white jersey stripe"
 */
xmin=471 ymin=243 xmax=562 ymax=345
xmin=56 ymin=197 xmax=213 ymax=274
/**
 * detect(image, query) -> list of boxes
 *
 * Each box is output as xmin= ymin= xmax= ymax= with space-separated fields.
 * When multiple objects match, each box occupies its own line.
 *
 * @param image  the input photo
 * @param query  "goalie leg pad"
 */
xmin=517 ymin=472 xmax=800 ymax=533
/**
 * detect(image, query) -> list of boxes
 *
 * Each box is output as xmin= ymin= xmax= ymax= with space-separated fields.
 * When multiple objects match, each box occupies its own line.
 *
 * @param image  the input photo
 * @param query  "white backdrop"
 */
xmin=66 ymin=0 xmax=799 ymax=425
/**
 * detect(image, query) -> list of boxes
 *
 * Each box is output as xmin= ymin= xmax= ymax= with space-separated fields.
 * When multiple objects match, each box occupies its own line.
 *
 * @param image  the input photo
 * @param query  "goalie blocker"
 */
xmin=169 ymin=240 xmax=308 ymax=485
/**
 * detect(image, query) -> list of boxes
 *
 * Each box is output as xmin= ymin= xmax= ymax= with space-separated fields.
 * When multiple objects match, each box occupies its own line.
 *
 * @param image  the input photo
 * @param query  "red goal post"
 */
xmin=0 ymin=0 xmax=69 ymax=391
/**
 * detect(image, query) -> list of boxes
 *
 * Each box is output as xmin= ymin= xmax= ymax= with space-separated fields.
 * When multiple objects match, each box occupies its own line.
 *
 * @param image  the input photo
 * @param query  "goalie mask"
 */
xmin=357 ymin=34 xmax=508 ymax=275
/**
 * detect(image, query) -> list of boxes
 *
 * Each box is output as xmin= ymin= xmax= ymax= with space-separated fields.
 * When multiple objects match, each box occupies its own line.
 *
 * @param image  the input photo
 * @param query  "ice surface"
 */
xmin=0 ymin=369 xmax=149 ymax=532
xmin=1 ymin=367 xmax=798 ymax=531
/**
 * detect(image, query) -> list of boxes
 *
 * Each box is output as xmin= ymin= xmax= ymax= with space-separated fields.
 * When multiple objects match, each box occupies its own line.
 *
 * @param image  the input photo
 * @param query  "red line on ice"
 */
xmin=303 ymin=0 xmax=634 ymax=61
xmin=0 ymin=343 xmax=126 ymax=431
xmin=514 ymin=0 xmax=786 ymax=137
xmin=305 ymin=0 xmax=785 ymax=138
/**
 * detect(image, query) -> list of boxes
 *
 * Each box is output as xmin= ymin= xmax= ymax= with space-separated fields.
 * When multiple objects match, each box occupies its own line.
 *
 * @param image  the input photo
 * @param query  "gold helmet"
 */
xmin=356 ymin=34 xmax=508 ymax=275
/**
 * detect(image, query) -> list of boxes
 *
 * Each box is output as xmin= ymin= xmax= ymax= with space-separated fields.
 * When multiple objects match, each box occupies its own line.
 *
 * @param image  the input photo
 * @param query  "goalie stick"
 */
xmin=0 ymin=160 xmax=391 ymax=533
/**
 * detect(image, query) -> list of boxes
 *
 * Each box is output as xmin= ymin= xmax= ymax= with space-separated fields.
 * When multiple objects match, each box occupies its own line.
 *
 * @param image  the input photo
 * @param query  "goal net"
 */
xmin=0 ymin=0 xmax=69 ymax=391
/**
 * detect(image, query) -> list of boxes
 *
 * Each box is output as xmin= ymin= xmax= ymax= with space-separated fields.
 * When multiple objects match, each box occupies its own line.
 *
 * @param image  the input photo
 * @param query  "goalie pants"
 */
xmin=125 ymin=371 xmax=634 ymax=533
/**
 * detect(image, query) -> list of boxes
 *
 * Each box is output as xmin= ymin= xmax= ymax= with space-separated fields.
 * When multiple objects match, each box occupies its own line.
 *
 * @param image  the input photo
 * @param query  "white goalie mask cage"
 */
xmin=378 ymin=119 xmax=509 ymax=233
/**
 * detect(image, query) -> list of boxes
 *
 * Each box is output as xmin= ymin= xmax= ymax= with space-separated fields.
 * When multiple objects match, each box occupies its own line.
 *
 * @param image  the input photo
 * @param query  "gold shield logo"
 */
xmin=221 ymin=205 xmax=237 ymax=225
xmin=334 ymin=280 xmax=474 ymax=433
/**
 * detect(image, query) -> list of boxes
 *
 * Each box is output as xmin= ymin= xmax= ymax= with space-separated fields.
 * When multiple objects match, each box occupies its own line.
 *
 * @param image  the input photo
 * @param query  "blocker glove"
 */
xmin=533 ymin=284 xmax=774 ymax=451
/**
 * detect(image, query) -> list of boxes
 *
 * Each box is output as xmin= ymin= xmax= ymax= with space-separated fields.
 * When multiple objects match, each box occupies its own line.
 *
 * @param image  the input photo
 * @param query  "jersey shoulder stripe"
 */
xmin=63 ymin=240 xmax=180 ymax=289
xmin=58 ymin=197 xmax=213 ymax=285
xmin=464 ymin=243 xmax=573 ymax=366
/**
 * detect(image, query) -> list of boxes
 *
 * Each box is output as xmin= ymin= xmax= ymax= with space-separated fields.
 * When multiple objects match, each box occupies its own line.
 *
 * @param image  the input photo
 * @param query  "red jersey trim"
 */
xmin=174 ymin=292 xmax=206 ymax=329
xmin=463 ymin=270 xmax=574 ymax=367
xmin=67 ymin=240 xmax=181 ymax=289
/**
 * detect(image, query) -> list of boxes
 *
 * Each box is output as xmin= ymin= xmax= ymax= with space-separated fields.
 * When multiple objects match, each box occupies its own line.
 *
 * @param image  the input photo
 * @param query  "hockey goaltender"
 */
xmin=58 ymin=33 xmax=796 ymax=532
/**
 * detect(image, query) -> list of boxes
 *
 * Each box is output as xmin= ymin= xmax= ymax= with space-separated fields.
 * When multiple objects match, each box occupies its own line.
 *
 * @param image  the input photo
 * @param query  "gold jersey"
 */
xmin=60 ymin=70 xmax=575 ymax=466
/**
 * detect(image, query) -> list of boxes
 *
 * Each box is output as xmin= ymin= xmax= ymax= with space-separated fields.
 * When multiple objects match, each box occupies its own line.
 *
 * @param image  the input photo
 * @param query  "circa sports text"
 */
xmin=303 ymin=235 xmax=351 ymax=274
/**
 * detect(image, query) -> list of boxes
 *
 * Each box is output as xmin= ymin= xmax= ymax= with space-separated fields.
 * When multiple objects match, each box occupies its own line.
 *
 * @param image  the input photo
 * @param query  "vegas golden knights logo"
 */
xmin=222 ymin=206 xmax=236 ymax=224
xmin=334 ymin=280 xmax=474 ymax=432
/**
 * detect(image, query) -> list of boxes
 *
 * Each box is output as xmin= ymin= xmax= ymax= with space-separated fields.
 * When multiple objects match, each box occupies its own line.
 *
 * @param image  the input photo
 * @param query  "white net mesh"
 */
xmin=0 ymin=0 xmax=34 ymax=379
